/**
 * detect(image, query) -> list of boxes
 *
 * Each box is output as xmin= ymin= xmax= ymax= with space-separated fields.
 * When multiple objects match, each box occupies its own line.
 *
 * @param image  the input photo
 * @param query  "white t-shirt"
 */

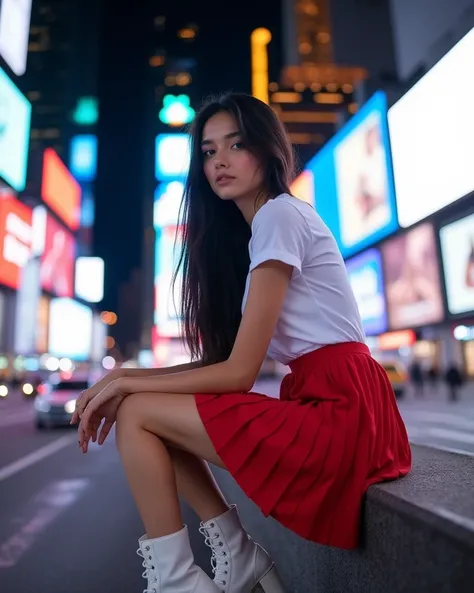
xmin=242 ymin=194 xmax=365 ymax=365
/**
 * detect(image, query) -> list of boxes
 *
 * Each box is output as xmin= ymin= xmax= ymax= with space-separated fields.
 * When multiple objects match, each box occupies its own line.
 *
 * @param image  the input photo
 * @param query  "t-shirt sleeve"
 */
xmin=249 ymin=200 xmax=309 ymax=274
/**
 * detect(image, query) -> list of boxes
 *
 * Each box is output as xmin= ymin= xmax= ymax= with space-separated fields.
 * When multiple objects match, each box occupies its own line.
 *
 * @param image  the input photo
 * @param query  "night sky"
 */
xmin=93 ymin=0 xmax=282 ymax=312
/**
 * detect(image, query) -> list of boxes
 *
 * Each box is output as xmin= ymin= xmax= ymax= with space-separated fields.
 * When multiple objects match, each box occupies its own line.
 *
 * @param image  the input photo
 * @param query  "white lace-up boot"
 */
xmin=137 ymin=525 xmax=220 ymax=592
xmin=199 ymin=505 xmax=286 ymax=593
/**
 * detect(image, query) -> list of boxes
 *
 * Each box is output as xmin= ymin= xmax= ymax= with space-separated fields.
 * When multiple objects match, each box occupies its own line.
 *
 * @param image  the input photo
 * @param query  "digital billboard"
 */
xmin=0 ymin=67 xmax=31 ymax=191
xmin=290 ymin=169 xmax=315 ymax=207
xmin=154 ymin=225 xmax=183 ymax=338
xmin=40 ymin=214 xmax=75 ymax=298
xmin=345 ymin=248 xmax=387 ymax=335
xmin=49 ymin=298 xmax=92 ymax=360
xmin=80 ymin=186 xmax=95 ymax=228
xmin=14 ymin=256 xmax=40 ymax=355
xmin=382 ymin=223 xmax=444 ymax=330
xmin=440 ymin=212 xmax=474 ymax=315
xmin=75 ymin=256 xmax=104 ymax=303
xmin=155 ymin=134 xmax=191 ymax=181
xmin=69 ymin=135 xmax=98 ymax=182
xmin=388 ymin=27 xmax=474 ymax=228
xmin=0 ymin=0 xmax=32 ymax=76
xmin=41 ymin=148 xmax=81 ymax=231
xmin=309 ymin=91 xmax=398 ymax=258
xmin=36 ymin=295 xmax=50 ymax=353
xmin=154 ymin=181 xmax=184 ymax=229
xmin=0 ymin=193 xmax=33 ymax=290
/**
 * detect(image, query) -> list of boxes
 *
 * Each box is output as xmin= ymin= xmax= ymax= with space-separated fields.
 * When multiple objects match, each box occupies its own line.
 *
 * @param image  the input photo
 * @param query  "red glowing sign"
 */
xmin=41 ymin=148 xmax=81 ymax=231
xmin=0 ymin=193 xmax=33 ymax=290
xmin=40 ymin=214 xmax=75 ymax=297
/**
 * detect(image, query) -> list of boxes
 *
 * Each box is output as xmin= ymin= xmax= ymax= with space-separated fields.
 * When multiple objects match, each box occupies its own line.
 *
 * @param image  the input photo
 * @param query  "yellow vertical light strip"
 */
xmin=250 ymin=28 xmax=272 ymax=104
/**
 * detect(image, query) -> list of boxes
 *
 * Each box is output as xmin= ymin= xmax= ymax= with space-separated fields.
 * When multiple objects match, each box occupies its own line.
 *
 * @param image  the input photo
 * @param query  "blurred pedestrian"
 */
xmin=445 ymin=363 xmax=464 ymax=402
xmin=427 ymin=366 xmax=439 ymax=391
xmin=72 ymin=93 xmax=411 ymax=593
xmin=410 ymin=360 xmax=425 ymax=397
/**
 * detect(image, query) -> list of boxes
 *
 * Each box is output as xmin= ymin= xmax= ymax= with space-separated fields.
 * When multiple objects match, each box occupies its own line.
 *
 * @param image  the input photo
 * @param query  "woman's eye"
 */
xmin=202 ymin=149 xmax=214 ymax=158
xmin=232 ymin=142 xmax=244 ymax=150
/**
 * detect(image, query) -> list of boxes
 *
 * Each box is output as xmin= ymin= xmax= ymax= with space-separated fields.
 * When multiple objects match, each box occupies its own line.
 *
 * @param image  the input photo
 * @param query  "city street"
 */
xmin=0 ymin=380 xmax=473 ymax=593
xmin=0 ymin=391 xmax=211 ymax=593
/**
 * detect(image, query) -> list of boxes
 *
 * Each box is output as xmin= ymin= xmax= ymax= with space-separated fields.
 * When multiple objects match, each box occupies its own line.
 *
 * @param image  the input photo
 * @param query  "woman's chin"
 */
xmin=214 ymin=187 xmax=241 ymax=201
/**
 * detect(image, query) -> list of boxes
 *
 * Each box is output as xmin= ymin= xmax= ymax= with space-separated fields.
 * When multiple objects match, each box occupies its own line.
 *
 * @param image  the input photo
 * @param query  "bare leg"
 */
xmin=168 ymin=447 xmax=229 ymax=522
xmin=116 ymin=418 xmax=183 ymax=539
xmin=115 ymin=393 xmax=230 ymax=537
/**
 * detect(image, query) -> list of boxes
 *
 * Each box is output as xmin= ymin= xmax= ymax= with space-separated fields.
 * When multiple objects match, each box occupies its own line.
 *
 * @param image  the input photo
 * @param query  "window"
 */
xmin=28 ymin=91 xmax=41 ymax=101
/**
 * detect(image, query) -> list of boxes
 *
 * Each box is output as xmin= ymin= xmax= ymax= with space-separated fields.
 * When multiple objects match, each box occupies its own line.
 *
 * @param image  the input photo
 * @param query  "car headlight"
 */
xmin=64 ymin=400 xmax=76 ymax=414
xmin=0 ymin=385 xmax=8 ymax=398
xmin=34 ymin=398 xmax=51 ymax=412
xmin=22 ymin=383 xmax=34 ymax=395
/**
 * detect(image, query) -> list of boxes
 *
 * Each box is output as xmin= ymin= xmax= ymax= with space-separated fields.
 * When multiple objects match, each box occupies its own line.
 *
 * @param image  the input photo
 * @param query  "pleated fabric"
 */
xmin=194 ymin=342 xmax=412 ymax=549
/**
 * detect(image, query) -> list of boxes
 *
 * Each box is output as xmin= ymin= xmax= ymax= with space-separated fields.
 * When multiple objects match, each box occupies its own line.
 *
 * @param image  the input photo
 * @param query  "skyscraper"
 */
xmin=24 ymin=0 xmax=100 ymax=160
xmin=272 ymin=0 xmax=369 ymax=165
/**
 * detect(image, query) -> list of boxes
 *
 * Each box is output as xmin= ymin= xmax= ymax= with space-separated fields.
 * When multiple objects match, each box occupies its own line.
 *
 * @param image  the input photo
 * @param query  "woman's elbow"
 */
xmin=227 ymin=362 xmax=257 ymax=393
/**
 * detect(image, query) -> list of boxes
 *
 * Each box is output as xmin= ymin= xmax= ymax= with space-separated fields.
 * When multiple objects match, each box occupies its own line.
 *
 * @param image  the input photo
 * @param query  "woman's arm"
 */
xmin=71 ymin=361 xmax=203 ymax=424
xmin=122 ymin=360 xmax=203 ymax=378
xmin=120 ymin=260 xmax=292 ymax=396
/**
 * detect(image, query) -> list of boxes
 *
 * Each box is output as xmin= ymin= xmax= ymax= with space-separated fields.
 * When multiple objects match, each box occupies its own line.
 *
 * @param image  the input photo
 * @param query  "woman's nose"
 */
xmin=214 ymin=154 xmax=229 ymax=169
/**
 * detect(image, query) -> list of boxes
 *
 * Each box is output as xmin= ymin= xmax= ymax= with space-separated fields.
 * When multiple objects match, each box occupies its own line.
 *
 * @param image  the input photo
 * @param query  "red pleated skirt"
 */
xmin=194 ymin=342 xmax=412 ymax=549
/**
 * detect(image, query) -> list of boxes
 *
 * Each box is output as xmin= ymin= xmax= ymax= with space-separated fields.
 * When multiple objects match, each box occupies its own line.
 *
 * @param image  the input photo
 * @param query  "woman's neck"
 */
xmin=235 ymin=191 xmax=276 ymax=226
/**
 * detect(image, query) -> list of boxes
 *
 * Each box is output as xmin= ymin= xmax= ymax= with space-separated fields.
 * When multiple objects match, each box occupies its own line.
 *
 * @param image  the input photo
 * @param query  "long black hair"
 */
xmin=174 ymin=93 xmax=295 ymax=365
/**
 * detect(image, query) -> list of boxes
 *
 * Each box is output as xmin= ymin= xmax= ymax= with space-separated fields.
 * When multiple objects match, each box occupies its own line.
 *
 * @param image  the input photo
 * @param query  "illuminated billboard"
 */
xmin=0 ymin=193 xmax=33 ymax=290
xmin=154 ymin=225 xmax=183 ymax=338
xmin=309 ymin=91 xmax=398 ymax=258
xmin=154 ymin=181 xmax=184 ymax=229
xmin=75 ymin=256 xmax=104 ymax=303
xmin=36 ymin=295 xmax=50 ymax=353
xmin=0 ymin=67 xmax=31 ymax=191
xmin=389 ymin=27 xmax=474 ymax=228
xmin=41 ymin=149 xmax=81 ymax=231
xmin=382 ymin=223 xmax=444 ymax=330
xmin=0 ymin=0 xmax=32 ymax=76
xmin=440 ymin=212 xmax=474 ymax=316
xmin=345 ymin=248 xmax=387 ymax=335
xmin=290 ymin=169 xmax=315 ymax=207
xmin=49 ymin=298 xmax=92 ymax=360
xmin=159 ymin=95 xmax=195 ymax=127
xmin=69 ymin=135 xmax=98 ymax=182
xmin=155 ymin=134 xmax=191 ymax=180
xmin=40 ymin=214 xmax=75 ymax=298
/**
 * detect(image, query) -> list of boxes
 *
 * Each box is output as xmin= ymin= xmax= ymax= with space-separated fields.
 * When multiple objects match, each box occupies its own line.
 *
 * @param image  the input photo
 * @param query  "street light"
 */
xmin=251 ymin=28 xmax=272 ymax=105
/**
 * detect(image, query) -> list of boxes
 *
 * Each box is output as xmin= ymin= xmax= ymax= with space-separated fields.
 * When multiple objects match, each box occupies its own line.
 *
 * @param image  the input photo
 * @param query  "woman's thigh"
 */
xmin=117 ymin=392 xmax=226 ymax=470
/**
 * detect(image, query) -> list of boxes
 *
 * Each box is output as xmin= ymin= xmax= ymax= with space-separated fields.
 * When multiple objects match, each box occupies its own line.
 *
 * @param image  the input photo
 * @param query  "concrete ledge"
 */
xmin=211 ymin=445 xmax=474 ymax=593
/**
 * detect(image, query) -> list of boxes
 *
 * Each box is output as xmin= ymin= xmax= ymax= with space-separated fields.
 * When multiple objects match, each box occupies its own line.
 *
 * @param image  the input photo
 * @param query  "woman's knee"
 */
xmin=115 ymin=394 xmax=145 ymax=443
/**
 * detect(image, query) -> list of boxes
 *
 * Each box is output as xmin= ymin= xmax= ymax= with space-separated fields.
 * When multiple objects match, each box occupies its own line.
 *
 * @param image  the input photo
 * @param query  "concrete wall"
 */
xmin=210 ymin=445 xmax=474 ymax=593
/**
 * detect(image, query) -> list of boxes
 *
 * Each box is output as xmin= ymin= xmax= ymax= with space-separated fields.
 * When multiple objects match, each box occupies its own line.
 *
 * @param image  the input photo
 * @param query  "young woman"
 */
xmin=72 ymin=93 xmax=411 ymax=593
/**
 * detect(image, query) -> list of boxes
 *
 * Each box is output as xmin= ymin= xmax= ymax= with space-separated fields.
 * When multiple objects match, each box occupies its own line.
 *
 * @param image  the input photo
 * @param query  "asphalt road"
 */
xmin=0 ymin=380 xmax=473 ymax=593
xmin=0 ymin=393 xmax=211 ymax=593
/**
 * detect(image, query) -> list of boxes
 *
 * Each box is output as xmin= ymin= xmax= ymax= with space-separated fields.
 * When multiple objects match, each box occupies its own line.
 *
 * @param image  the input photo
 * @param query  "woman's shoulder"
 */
xmin=252 ymin=194 xmax=315 ymax=230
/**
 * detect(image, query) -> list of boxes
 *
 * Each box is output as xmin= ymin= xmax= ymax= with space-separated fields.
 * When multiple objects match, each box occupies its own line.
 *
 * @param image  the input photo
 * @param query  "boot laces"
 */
xmin=199 ymin=524 xmax=229 ymax=589
xmin=136 ymin=544 xmax=159 ymax=593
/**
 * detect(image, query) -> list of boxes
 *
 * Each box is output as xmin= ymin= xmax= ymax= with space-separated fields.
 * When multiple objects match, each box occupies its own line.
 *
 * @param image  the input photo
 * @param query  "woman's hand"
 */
xmin=71 ymin=368 xmax=125 ymax=426
xmin=77 ymin=377 xmax=131 ymax=453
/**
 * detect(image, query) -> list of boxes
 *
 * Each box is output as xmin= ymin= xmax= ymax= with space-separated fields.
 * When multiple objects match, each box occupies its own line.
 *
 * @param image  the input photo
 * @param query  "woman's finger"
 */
xmin=71 ymin=390 xmax=91 ymax=424
xmin=81 ymin=391 xmax=106 ymax=436
xmin=98 ymin=420 xmax=114 ymax=445
xmin=90 ymin=419 xmax=101 ymax=443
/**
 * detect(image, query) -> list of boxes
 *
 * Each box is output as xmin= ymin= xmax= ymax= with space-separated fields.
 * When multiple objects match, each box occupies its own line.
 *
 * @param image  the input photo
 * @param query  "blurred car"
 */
xmin=34 ymin=379 xmax=89 ymax=429
xmin=380 ymin=361 xmax=408 ymax=399
xmin=21 ymin=378 xmax=47 ymax=399
xmin=0 ymin=381 xmax=10 ymax=399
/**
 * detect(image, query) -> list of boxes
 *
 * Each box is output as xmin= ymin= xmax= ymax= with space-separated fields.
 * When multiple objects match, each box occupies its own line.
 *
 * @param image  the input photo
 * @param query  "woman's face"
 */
xmin=201 ymin=111 xmax=265 ymax=203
